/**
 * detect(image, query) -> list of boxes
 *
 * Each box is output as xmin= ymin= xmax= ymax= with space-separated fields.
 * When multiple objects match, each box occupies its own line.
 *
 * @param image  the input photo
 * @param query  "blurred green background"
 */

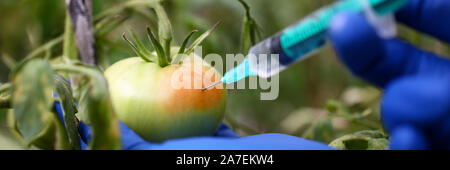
xmin=1 ymin=0 xmax=449 ymax=149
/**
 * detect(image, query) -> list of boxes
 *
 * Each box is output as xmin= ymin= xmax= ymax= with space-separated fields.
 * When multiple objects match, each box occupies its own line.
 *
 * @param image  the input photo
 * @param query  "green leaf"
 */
xmin=238 ymin=0 xmax=262 ymax=54
xmin=54 ymin=74 xmax=81 ymax=150
xmin=185 ymin=21 xmax=221 ymax=55
xmin=53 ymin=64 xmax=121 ymax=150
xmin=0 ymin=130 xmax=26 ymax=150
xmin=329 ymin=130 xmax=389 ymax=150
xmin=12 ymin=60 xmax=55 ymax=143
xmin=30 ymin=111 xmax=72 ymax=150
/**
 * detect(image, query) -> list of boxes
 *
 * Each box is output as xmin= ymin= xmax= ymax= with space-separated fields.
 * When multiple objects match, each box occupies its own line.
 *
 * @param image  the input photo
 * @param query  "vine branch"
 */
xmin=66 ymin=0 xmax=97 ymax=65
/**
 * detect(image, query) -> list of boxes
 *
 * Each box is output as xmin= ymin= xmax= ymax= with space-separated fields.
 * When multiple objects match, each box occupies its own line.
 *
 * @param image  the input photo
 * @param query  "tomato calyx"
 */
xmin=122 ymin=24 xmax=220 ymax=69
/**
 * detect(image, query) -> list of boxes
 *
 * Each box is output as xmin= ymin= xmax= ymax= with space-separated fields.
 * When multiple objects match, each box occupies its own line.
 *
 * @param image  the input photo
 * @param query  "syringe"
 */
xmin=202 ymin=0 xmax=409 ymax=91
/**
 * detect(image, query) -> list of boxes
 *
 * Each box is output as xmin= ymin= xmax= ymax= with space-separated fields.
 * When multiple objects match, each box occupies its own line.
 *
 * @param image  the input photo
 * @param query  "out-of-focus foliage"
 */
xmin=10 ymin=60 xmax=73 ymax=149
xmin=53 ymin=63 xmax=122 ymax=150
xmin=11 ymin=60 xmax=56 ymax=144
xmin=54 ymin=74 xmax=81 ymax=149
xmin=329 ymin=130 xmax=389 ymax=150
xmin=1 ymin=0 xmax=449 ymax=150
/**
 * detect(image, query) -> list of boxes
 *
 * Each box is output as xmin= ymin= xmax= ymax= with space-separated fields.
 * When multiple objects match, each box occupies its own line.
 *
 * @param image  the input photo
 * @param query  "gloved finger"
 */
xmin=120 ymin=122 xmax=240 ymax=150
xmin=119 ymin=121 xmax=154 ymax=150
xmin=53 ymin=101 xmax=65 ymax=124
xmin=120 ymin=121 xmax=332 ymax=150
xmin=395 ymin=0 xmax=450 ymax=43
xmin=78 ymin=121 xmax=92 ymax=144
xmin=328 ymin=12 xmax=450 ymax=88
xmin=106 ymin=121 xmax=241 ymax=150
xmin=214 ymin=123 xmax=240 ymax=138
xmin=389 ymin=125 xmax=428 ymax=150
xmin=80 ymin=121 xmax=139 ymax=150
xmin=381 ymin=76 xmax=450 ymax=132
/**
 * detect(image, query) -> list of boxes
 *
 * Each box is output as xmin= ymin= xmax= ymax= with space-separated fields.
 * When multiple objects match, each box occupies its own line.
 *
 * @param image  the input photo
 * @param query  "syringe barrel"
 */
xmin=248 ymin=0 xmax=409 ymax=78
xmin=248 ymin=35 xmax=287 ymax=78
xmin=247 ymin=27 xmax=327 ymax=78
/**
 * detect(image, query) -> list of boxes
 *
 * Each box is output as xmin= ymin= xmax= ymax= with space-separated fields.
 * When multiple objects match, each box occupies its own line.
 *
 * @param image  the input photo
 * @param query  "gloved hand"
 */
xmin=76 ymin=120 xmax=332 ymax=150
xmin=328 ymin=0 xmax=450 ymax=149
xmin=54 ymin=97 xmax=331 ymax=150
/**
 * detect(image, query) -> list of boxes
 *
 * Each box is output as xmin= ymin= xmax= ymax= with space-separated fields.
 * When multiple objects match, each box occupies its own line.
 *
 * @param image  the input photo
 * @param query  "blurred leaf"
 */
xmin=94 ymin=0 xmax=159 ymax=22
xmin=0 ymin=93 xmax=11 ymax=109
xmin=31 ymin=111 xmax=72 ymax=150
xmin=340 ymin=87 xmax=381 ymax=107
xmin=312 ymin=118 xmax=333 ymax=142
xmin=0 ymin=131 xmax=26 ymax=150
xmin=1 ymin=53 xmax=16 ymax=69
xmin=53 ymin=63 xmax=121 ymax=150
xmin=12 ymin=60 xmax=55 ymax=143
xmin=329 ymin=130 xmax=389 ymax=150
xmin=10 ymin=36 xmax=64 ymax=78
xmin=0 ymin=83 xmax=12 ymax=108
xmin=54 ymin=74 xmax=81 ymax=150
xmin=238 ymin=0 xmax=262 ymax=54
xmin=325 ymin=100 xmax=344 ymax=115
xmin=279 ymin=108 xmax=328 ymax=135
xmin=95 ymin=13 xmax=131 ymax=37
xmin=10 ymin=60 xmax=73 ymax=150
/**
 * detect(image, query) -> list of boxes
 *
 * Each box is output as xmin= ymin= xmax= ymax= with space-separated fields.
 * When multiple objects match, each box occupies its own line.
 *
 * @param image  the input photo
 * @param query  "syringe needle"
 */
xmin=201 ymin=80 xmax=223 ymax=91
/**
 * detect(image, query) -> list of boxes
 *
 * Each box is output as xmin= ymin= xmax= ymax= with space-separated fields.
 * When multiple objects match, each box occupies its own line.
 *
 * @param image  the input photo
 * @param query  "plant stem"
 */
xmin=63 ymin=12 xmax=78 ymax=61
xmin=66 ymin=0 xmax=97 ymax=65
xmin=24 ymin=36 xmax=64 ymax=60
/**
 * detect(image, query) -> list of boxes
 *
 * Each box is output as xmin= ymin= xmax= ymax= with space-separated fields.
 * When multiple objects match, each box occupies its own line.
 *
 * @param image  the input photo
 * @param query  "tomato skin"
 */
xmin=104 ymin=56 xmax=226 ymax=142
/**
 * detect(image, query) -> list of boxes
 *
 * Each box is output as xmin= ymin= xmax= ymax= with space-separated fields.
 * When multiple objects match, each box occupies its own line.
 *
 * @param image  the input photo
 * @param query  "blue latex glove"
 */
xmin=54 ymin=94 xmax=331 ymax=150
xmin=328 ymin=0 xmax=450 ymax=149
xmin=76 ymin=121 xmax=332 ymax=150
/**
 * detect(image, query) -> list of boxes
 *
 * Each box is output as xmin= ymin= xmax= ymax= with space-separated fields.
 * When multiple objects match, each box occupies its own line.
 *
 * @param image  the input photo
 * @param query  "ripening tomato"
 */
xmin=105 ymin=47 xmax=226 ymax=142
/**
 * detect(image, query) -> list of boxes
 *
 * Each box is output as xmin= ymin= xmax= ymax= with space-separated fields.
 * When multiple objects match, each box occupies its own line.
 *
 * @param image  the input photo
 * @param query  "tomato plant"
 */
xmin=0 ymin=0 xmax=231 ymax=149
xmin=106 ymin=27 xmax=226 ymax=142
xmin=0 ymin=0 xmax=391 ymax=150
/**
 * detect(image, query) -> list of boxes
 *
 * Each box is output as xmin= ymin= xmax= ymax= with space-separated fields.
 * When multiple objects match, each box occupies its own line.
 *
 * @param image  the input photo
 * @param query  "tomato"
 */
xmin=104 ymin=48 xmax=226 ymax=142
